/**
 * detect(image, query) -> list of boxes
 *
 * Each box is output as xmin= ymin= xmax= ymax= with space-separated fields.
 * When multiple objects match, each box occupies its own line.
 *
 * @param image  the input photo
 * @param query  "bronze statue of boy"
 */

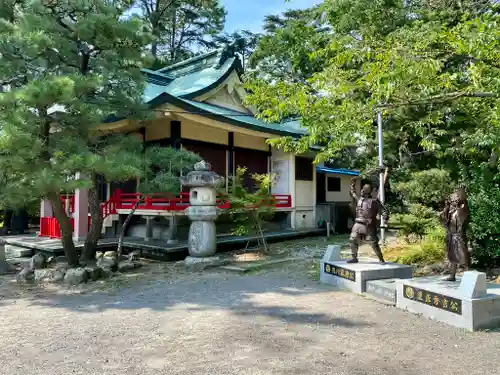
xmin=348 ymin=168 xmax=389 ymax=264
xmin=439 ymin=186 xmax=470 ymax=281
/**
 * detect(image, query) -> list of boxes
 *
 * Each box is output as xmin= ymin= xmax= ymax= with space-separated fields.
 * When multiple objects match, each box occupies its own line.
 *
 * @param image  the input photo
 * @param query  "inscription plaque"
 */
xmin=403 ymin=285 xmax=462 ymax=315
xmin=324 ymin=263 xmax=356 ymax=282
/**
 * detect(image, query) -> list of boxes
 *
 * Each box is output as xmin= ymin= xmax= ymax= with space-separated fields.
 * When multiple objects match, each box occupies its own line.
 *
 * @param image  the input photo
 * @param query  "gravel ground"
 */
xmin=0 ymin=262 xmax=499 ymax=375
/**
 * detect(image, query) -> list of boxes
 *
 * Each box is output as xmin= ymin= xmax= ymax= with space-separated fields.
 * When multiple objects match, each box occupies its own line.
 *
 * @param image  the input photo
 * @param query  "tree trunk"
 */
xmin=117 ymin=198 xmax=143 ymax=257
xmin=47 ymin=192 xmax=79 ymax=267
xmin=151 ymin=40 xmax=158 ymax=59
xmin=82 ymin=173 xmax=103 ymax=261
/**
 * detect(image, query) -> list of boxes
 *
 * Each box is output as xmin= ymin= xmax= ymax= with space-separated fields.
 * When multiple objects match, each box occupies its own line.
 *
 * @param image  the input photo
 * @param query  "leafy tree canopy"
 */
xmin=244 ymin=0 xmax=500 ymax=266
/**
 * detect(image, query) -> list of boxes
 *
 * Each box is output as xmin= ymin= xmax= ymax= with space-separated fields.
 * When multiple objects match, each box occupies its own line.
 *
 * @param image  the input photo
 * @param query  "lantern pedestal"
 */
xmin=181 ymin=160 xmax=225 ymax=260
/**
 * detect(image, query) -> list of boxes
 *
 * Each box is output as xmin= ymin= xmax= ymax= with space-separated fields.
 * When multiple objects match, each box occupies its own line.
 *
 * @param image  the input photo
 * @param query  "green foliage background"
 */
xmin=245 ymin=0 xmax=500 ymax=268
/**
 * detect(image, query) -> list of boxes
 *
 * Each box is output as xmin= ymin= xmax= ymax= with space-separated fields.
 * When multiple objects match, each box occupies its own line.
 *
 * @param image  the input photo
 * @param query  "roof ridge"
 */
xmin=157 ymin=50 xmax=220 ymax=73
xmin=141 ymin=68 xmax=174 ymax=86
xmin=191 ymin=99 xmax=249 ymax=115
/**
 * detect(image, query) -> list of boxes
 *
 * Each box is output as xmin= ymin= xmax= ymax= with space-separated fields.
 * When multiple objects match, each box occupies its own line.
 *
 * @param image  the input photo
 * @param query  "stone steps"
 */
xmin=365 ymin=279 xmax=398 ymax=305
xmin=5 ymin=244 xmax=34 ymax=258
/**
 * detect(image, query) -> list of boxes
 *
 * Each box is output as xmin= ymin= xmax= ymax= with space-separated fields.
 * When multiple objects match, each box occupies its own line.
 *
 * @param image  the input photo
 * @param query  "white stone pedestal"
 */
xmin=320 ymin=246 xmax=412 ymax=293
xmin=396 ymin=271 xmax=500 ymax=331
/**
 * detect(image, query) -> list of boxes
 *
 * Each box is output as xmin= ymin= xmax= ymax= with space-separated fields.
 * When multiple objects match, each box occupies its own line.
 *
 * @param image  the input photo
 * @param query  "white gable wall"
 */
xmin=194 ymin=71 xmax=253 ymax=114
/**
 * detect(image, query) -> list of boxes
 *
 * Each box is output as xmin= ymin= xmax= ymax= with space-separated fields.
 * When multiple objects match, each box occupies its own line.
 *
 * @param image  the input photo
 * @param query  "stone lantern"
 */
xmin=181 ymin=160 xmax=225 ymax=258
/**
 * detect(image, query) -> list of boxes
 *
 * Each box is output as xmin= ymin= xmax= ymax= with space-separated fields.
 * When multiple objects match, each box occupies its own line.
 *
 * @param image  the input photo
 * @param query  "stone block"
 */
xmin=64 ymin=268 xmax=89 ymax=285
xmin=365 ymin=279 xmax=398 ymax=305
xmin=459 ymin=271 xmax=487 ymax=299
xmin=16 ymin=267 xmax=35 ymax=284
xmin=320 ymin=259 xmax=412 ymax=294
xmin=395 ymin=273 xmax=500 ymax=331
xmin=5 ymin=244 xmax=33 ymax=258
xmin=322 ymin=245 xmax=341 ymax=263
xmin=187 ymin=221 xmax=217 ymax=257
xmin=118 ymin=261 xmax=142 ymax=273
xmin=34 ymin=269 xmax=62 ymax=283
xmin=30 ymin=253 xmax=47 ymax=270
xmin=0 ymin=242 xmax=5 ymax=263
xmin=185 ymin=256 xmax=224 ymax=271
xmin=85 ymin=266 xmax=102 ymax=281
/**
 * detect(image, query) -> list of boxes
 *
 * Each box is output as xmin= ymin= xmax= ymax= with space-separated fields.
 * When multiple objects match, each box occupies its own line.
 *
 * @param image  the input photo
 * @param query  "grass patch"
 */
xmin=306 ymin=261 xmax=320 ymax=281
xmin=385 ymin=240 xmax=445 ymax=266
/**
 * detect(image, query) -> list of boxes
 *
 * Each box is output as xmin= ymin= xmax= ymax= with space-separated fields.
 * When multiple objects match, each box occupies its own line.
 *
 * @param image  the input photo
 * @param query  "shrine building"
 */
xmin=39 ymin=43 xmax=360 ymax=244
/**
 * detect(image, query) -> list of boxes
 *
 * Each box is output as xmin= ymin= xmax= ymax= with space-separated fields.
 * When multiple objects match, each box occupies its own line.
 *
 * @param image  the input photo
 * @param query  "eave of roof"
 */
xmin=316 ymin=166 xmax=360 ymax=176
xmin=149 ymin=93 xmax=306 ymax=137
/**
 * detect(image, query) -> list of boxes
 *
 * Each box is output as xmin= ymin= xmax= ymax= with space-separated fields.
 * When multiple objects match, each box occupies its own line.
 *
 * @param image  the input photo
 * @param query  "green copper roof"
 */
xmin=177 ymin=98 xmax=307 ymax=137
xmin=165 ymin=57 xmax=237 ymax=98
xmin=142 ymin=42 xmax=243 ymax=101
xmin=141 ymin=41 xmax=308 ymax=138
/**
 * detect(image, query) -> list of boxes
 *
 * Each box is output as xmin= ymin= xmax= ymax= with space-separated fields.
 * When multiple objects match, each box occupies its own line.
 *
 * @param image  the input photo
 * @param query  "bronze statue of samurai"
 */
xmin=439 ymin=186 xmax=470 ymax=281
xmin=348 ymin=168 xmax=389 ymax=264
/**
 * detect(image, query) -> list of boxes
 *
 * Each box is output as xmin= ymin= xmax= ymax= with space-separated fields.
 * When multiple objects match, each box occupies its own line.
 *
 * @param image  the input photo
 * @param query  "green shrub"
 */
xmin=391 ymin=204 xmax=440 ymax=243
xmin=396 ymin=238 xmax=445 ymax=265
xmin=392 ymin=169 xmax=453 ymax=210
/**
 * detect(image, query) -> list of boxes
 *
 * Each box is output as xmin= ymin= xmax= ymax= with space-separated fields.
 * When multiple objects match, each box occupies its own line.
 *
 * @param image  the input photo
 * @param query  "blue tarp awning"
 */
xmin=316 ymin=166 xmax=360 ymax=176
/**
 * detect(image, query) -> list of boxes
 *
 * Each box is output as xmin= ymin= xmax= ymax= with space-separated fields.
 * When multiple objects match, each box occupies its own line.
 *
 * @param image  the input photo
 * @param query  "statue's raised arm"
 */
xmin=349 ymin=177 xmax=359 ymax=201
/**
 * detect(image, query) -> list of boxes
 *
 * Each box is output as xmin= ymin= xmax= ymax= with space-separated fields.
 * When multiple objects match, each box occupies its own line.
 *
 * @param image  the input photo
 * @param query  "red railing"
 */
xmin=40 ymin=191 xmax=292 ymax=238
xmin=116 ymin=192 xmax=191 ymax=211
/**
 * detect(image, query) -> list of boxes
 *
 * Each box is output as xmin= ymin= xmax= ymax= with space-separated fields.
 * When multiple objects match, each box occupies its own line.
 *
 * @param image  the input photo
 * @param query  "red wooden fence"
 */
xmin=39 ymin=191 xmax=292 ymax=239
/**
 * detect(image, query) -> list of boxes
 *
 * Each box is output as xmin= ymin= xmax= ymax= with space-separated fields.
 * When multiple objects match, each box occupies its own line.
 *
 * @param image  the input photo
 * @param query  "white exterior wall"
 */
xmin=324 ymin=174 xmax=359 ymax=203
xmin=294 ymin=156 xmax=316 ymax=230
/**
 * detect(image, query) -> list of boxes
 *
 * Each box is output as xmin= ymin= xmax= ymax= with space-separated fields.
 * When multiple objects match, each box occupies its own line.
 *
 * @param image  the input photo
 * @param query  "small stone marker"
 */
xmin=459 ymin=271 xmax=487 ymax=299
xmin=322 ymin=245 xmax=341 ymax=263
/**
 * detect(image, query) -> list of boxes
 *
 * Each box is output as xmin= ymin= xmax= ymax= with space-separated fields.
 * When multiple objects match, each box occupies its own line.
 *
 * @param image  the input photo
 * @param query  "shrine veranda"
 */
xmin=320 ymin=245 xmax=500 ymax=332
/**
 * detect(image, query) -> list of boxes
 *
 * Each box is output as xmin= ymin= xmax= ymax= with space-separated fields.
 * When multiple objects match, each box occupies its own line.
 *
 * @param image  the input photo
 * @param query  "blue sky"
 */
xmin=221 ymin=0 xmax=323 ymax=33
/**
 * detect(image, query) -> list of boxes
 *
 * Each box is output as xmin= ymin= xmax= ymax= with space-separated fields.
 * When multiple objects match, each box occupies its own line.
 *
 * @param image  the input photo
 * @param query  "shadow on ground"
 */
xmin=2 ymin=272 xmax=371 ymax=329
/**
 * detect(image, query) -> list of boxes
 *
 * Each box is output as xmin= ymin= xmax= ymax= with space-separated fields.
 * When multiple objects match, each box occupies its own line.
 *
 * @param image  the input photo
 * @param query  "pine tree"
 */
xmin=116 ymin=145 xmax=200 ymax=256
xmin=213 ymin=30 xmax=260 ymax=70
xmin=0 ymin=0 xmax=153 ymax=266
xmin=136 ymin=0 xmax=226 ymax=65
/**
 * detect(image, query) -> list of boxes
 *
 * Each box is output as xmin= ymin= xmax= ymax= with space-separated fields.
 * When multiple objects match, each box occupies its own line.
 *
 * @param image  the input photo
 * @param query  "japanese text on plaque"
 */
xmin=403 ymin=285 xmax=462 ymax=315
xmin=324 ymin=263 xmax=356 ymax=282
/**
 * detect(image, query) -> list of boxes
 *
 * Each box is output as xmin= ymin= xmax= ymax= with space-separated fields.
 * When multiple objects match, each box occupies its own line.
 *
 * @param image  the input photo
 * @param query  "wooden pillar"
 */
xmin=227 ymin=132 xmax=234 ymax=191
xmin=169 ymin=121 xmax=181 ymax=238
xmin=40 ymin=199 xmax=53 ymax=218
xmin=145 ymin=217 xmax=153 ymax=242
xmin=171 ymin=120 xmax=181 ymax=149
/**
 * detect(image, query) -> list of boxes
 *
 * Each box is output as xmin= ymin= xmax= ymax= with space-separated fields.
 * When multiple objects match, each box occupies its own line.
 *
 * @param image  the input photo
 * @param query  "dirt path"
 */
xmin=0 ymin=261 xmax=498 ymax=375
